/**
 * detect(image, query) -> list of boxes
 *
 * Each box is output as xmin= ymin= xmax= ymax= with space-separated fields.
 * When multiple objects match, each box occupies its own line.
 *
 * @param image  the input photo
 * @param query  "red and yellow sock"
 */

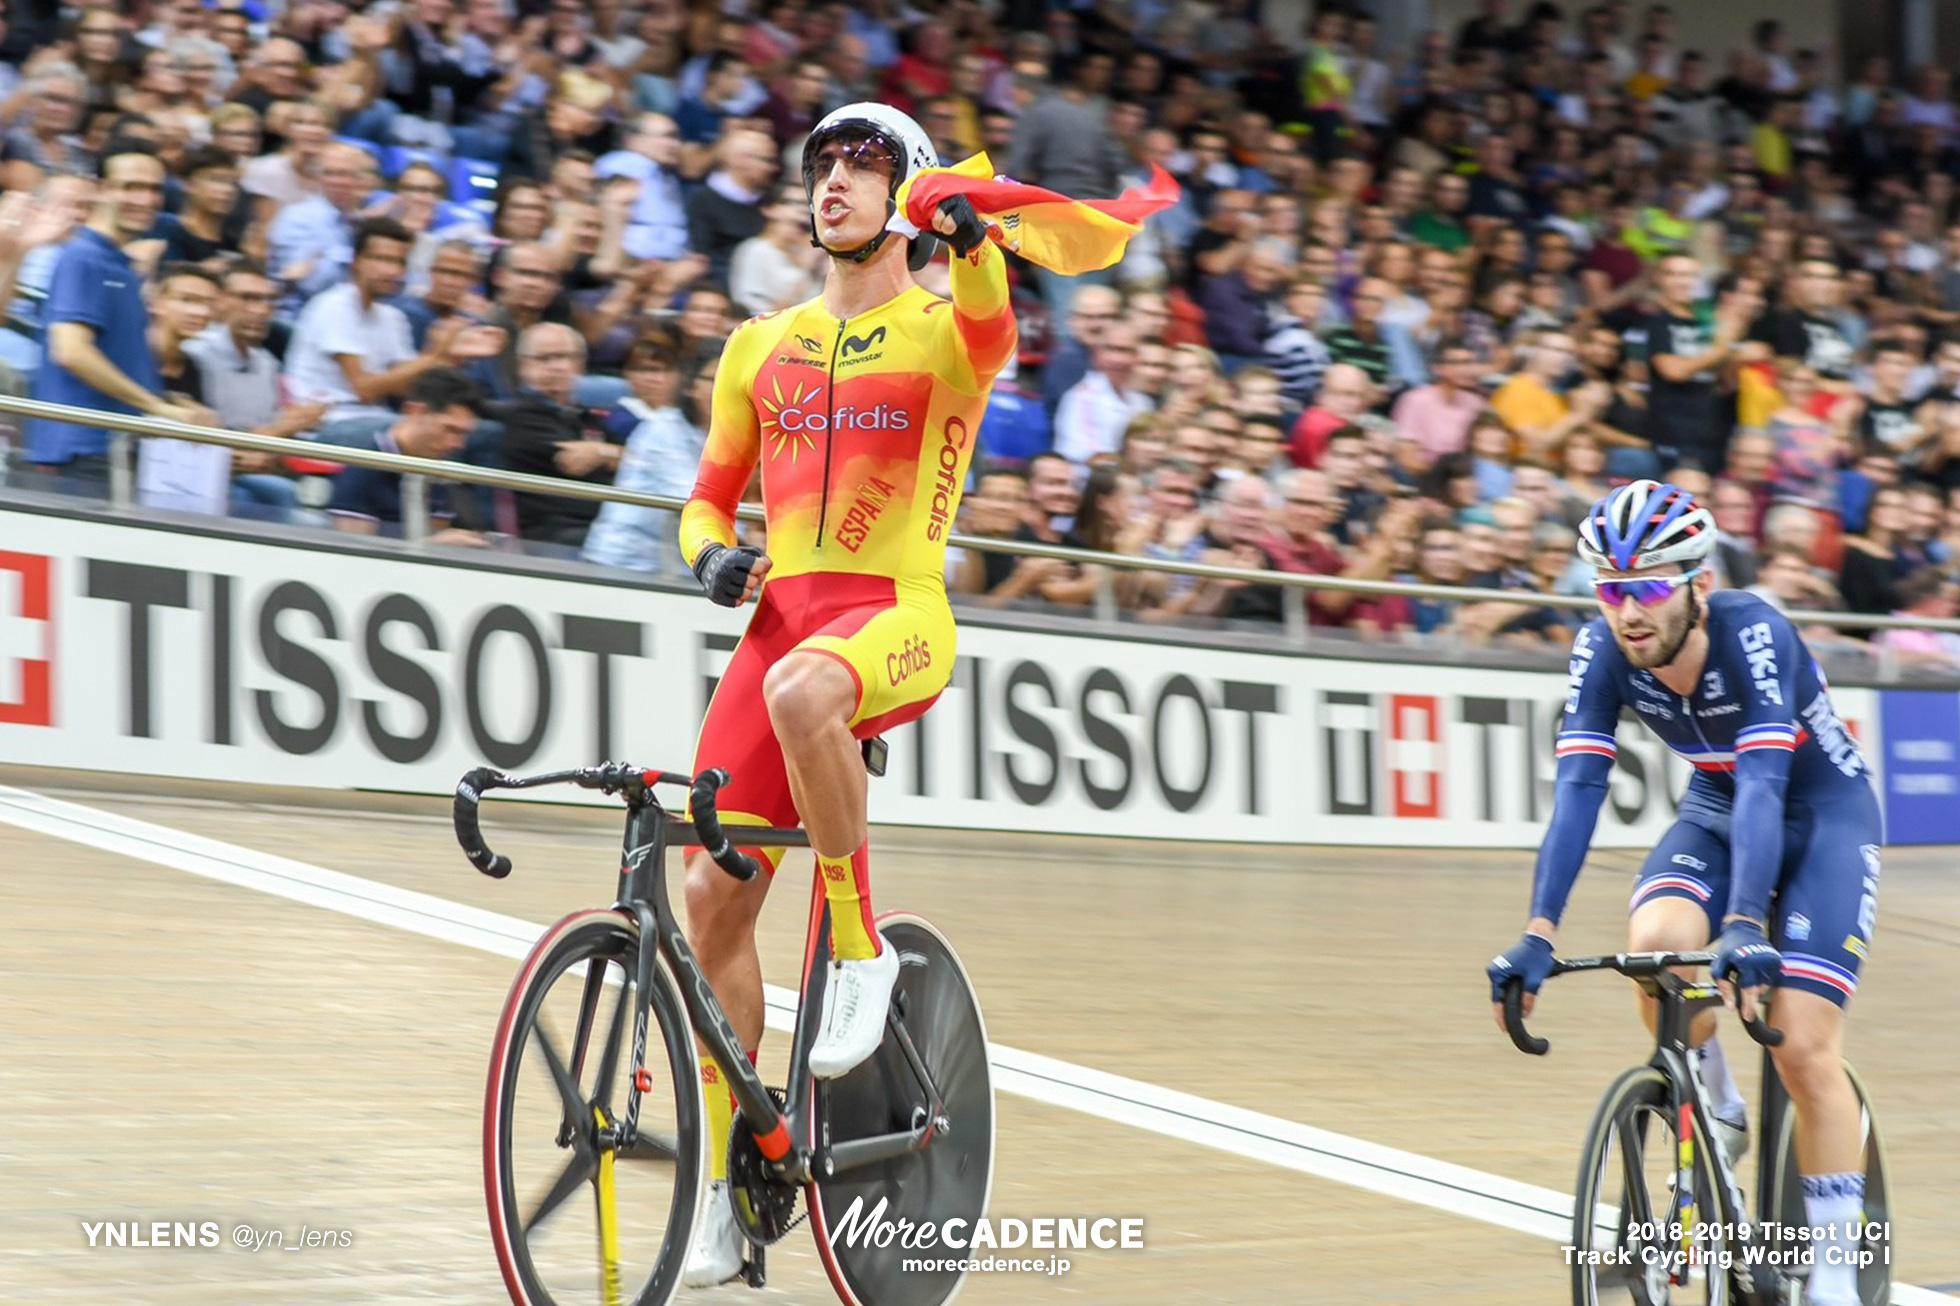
xmin=816 ymin=843 xmax=879 ymax=961
xmin=700 ymin=1048 xmax=757 ymax=1182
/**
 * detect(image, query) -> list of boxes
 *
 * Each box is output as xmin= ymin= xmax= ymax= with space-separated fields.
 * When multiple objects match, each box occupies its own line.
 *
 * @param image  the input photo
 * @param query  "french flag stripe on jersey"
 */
xmin=1736 ymin=724 xmax=1799 ymax=752
xmin=1782 ymin=954 xmax=1858 ymax=997
xmin=1557 ymin=731 xmax=1617 ymax=759
xmin=1631 ymin=874 xmax=1713 ymax=906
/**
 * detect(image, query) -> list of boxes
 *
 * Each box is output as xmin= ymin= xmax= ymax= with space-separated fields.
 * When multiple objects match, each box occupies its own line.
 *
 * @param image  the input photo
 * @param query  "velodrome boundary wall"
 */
xmin=4 ymin=507 xmax=1958 ymax=847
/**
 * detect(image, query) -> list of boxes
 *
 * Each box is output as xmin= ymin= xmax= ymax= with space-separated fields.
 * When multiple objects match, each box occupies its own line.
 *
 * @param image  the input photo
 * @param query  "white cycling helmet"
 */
xmin=800 ymin=101 xmax=940 ymax=270
xmin=1577 ymin=478 xmax=1716 ymax=571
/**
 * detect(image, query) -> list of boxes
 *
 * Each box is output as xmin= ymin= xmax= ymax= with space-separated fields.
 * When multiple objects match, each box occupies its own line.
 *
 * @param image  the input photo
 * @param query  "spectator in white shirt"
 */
xmin=1054 ymin=322 xmax=1154 ymax=464
xmin=727 ymin=183 xmax=824 ymax=317
xmin=284 ymin=216 xmax=503 ymax=444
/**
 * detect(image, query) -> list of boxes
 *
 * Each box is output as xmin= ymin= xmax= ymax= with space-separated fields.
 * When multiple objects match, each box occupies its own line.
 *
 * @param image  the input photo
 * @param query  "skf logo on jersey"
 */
xmin=1738 ymin=621 xmax=1782 ymax=705
xmin=887 ymin=636 xmax=932 ymax=686
xmin=925 ymin=416 xmax=970 ymax=541
xmin=841 ymin=326 xmax=886 ymax=356
xmin=0 ymin=551 xmax=53 ymax=727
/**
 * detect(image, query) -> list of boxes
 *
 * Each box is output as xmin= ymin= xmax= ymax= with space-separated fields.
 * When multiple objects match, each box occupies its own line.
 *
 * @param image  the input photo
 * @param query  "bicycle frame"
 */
xmin=1504 ymin=951 xmax=1785 ymax=1297
xmin=613 ymin=793 xmax=951 ymax=1187
xmin=459 ymin=763 xmax=954 ymax=1191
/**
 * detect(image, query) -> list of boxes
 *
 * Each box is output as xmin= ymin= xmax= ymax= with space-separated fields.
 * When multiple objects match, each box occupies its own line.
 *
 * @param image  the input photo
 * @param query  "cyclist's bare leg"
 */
xmin=1627 ymin=896 xmax=1719 ymax=1045
xmin=762 ymin=652 xmax=867 ymax=857
xmin=1766 ymin=990 xmax=1864 ymax=1305
xmin=683 ymin=848 xmax=771 ymax=1049
xmin=1765 ymin=991 xmax=1860 ymax=1173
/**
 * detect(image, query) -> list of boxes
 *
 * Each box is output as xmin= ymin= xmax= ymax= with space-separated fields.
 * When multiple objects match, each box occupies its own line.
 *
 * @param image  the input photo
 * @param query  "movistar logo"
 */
xmin=841 ymin=326 xmax=886 ymax=356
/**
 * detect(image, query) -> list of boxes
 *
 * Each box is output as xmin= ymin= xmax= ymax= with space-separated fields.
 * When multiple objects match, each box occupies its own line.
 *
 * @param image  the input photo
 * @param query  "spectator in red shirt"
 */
xmin=1289 ymin=362 xmax=1374 ymax=467
xmin=1263 ymin=471 xmax=1420 ymax=633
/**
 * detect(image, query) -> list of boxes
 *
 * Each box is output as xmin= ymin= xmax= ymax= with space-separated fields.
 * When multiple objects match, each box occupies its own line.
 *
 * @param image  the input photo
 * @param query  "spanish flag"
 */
xmin=892 ymin=152 xmax=1180 ymax=276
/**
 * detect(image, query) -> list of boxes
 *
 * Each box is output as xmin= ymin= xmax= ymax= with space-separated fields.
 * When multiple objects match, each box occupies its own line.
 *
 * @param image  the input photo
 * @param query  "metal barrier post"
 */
xmin=1093 ymin=568 xmax=1118 ymax=622
xmin=1282 ymin=585 xmax=1309 ymax=645
xmin=109 ymin=430 xmax=134 ymax=511
xmin=402 ymin=473 xmax=429 ymax=547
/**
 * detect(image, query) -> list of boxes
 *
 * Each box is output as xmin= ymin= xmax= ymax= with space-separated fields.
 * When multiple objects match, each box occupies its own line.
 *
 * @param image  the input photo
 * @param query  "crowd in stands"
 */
xmin=3 ymin=0 xmax=1960 ymax=669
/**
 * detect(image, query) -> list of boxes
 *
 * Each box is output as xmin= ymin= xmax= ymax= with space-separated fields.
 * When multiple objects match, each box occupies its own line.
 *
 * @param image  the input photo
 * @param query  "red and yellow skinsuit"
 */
xmin=679 ymin=237 xmax=1015 ymax=862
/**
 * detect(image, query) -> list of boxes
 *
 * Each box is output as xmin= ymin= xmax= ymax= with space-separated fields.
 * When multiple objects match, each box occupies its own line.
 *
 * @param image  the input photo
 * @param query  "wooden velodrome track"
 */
xmin=2 ymin=764 xmax=1955 ymax=1305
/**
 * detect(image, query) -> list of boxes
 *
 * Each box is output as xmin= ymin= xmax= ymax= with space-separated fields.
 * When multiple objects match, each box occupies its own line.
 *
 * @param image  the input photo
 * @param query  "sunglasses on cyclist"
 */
xmin=805 ymin=137 xmax=899 ymax=186
xmin=1593 ymin=566 xmax=1702 ymax=607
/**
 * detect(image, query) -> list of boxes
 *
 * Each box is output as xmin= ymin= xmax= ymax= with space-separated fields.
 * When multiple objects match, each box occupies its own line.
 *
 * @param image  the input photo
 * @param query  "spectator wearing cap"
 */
xmin=1055 ymin=322 xmax=1154 ymax=465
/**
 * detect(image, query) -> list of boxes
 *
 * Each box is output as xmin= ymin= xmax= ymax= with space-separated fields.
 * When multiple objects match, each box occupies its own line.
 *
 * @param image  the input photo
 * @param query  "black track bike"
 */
xmin=1501 ymin=953 xmax=1891 ymax=1306
xmin=455 ymin=759 xmax=995 ymax=1306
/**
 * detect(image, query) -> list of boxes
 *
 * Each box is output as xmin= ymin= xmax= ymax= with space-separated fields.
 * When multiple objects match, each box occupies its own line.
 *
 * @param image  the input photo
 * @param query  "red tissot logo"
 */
xmin=0 ymin=551 xmax=53 ymax=726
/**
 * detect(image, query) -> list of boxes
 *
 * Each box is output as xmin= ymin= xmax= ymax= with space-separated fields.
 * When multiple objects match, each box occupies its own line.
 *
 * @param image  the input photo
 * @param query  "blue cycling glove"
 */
xmin=1487 ymin=932 xmax=1556 ymax=1002
xmin=691 ymin=543 xmax=764 ymax=608
xmin=1712 ymin=919 xmax=1783 ymax=992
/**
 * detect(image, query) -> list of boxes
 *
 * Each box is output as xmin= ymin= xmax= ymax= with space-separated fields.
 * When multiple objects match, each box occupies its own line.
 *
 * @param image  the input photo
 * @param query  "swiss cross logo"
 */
xmin=1388 ymin=694 xmax=1443 ymax=819
xmin=0 ymin=551 xmax=53 ymax=726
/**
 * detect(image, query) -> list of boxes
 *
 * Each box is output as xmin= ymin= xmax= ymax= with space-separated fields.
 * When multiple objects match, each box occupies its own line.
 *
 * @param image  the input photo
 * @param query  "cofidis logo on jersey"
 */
xmin=758 ymin=378 xmax=913 ymax=461
xmin=926 ymin=417 xmax=970 ymax=541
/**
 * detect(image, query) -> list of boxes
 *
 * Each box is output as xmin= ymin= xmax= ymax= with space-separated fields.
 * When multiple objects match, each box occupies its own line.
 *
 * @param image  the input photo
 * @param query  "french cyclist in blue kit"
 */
xmin=1486 ymin=480 xmax=1881 ymax=1306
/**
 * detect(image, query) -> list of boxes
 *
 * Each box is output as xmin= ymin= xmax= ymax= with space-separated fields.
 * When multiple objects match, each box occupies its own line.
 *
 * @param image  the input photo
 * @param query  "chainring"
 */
xmin=726 ymin=1091 xmax=803 ymax=1248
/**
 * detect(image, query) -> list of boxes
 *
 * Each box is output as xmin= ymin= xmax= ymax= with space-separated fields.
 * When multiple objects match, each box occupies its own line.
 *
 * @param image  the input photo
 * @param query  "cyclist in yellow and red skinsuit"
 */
xmin=676 ymin=102 xmax=1013 ymax=1288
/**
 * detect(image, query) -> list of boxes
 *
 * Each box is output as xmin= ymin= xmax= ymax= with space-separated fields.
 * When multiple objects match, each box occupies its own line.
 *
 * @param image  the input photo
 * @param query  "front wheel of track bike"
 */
xmin=484 ymin=908 xmax=706 ymax=1306
xmin=1762 ymin=1060 xmax=1891 ymax=1306
xmin=1572 ymin=1065 xmax=1737 ymax=1306
xmin=807 ymin=912 xmax=995 ymax=1306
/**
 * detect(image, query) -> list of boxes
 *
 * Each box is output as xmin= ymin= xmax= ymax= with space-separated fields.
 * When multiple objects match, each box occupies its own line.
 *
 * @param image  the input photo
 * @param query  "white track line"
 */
xmin=0 ymin=783 xmax=1947 ymax=1302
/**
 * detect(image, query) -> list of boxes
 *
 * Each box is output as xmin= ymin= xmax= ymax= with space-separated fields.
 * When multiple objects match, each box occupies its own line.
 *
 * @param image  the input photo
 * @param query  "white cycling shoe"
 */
xmin=682 ymin=1182 xmax=747 ymax=1288
xmin=809 ymin=936 xmax=899 ymax=1080
xmin=1711 ymin=1114 xmax=1750 ymax=1166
